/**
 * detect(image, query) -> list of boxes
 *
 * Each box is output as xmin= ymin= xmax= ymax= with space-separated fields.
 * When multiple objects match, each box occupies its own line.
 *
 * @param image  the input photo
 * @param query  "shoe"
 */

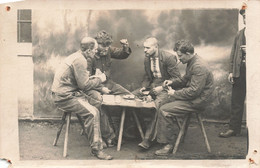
xmin=155 ymin=144 xmax=173 ymax=156
xmin=91 ymin=150 xmax=113 ymax=160
xmin=219 ymin=129 xmax=236 ymax=138
xmin=138 ymin=139 xmax=151 ymax=150
xmin=102 ymin=141 xmax=107 ymax=149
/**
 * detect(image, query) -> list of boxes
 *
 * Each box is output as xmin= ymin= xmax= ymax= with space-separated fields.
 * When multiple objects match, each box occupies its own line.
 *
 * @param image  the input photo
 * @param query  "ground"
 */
xmin=19 ymin=120 xmax=248 ymax=160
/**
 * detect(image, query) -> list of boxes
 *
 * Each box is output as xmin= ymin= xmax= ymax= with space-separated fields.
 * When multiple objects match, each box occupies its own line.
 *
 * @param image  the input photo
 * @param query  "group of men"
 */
xmin=51 ymin=8 xmax=246 ymax=160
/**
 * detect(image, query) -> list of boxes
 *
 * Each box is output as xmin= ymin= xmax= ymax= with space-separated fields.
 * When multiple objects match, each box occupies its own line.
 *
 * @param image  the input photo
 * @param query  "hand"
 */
xmin=144 ymin=95 xmax=152 ymax=102
xmin=139 ymin=87 xmax=146 ymax=94
xmin=101 ymin=87 xmax=111 ymax=94
xmin=240 ymin=45 xmax=246 ymax=54
xmin=152 ymin=86 xmax=163 ymax=95
xmin=228 ymin=73 xmax=234 ymax=84
xmin=97 ymin=73 xmax=107 ymax=83
xmin=167 ymin=87 xmax=175 ymax=96
xmin=163 ymin=80 xmax=173 ymax=87
xmin=120 ymin=39 xmax=129 ymax=48
xmin=95 ymin=68 xmax=102 ymax=75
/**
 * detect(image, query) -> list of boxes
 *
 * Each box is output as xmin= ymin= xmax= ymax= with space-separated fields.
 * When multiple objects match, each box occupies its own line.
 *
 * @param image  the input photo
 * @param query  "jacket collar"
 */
xmin=187 ymin=54 xmax=197 ymax=66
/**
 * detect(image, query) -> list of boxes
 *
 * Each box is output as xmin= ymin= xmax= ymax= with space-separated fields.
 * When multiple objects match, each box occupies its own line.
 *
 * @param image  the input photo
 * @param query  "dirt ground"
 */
xmin=19 ymin=120 xmax=248 ymax=160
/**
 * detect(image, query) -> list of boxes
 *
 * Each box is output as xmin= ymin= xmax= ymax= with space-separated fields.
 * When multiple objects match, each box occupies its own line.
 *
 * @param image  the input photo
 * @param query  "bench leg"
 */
xmin=117 ymin=108 xmax=126 ymax=151
xmin=196 ymin=113 xmax=211 ymax=153
xmin=132 ymin=111 xmax=144 ymax=140
xmin=181 ymin=114 xmax=191 ymax=143
xmin=173 ymin=114 xmax=189 ymax=154
xmin=53 ymin=112 xmax=67 ymax=146
xmin=174 ymin=116 xmax=182 ymax=130
xmin=63 ymin=112 xmax=71 ymax=157
xmin=76 ymin=114 xmax=87 ymax=137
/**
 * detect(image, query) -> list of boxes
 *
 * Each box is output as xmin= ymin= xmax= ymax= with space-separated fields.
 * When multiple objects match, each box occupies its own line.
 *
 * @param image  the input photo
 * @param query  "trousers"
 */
xmin=229 ymin=63 xmax=246 ymax=133
xmin=132 ymin=89 xmax=171 ymax=141
xmin=53 ymin=92 xmax=103 ymax=151
xmin=86 ymin=79 xmax=131 ymax=139
xmin=157 ymin=100 xmax=198 ymax=144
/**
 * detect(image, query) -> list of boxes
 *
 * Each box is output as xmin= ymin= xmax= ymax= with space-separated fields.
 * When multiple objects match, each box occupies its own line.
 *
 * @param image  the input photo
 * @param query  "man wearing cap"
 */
xmin=219 ymin=8 xmax=247 ymax=138
xmin=133 ymin=37 xmax=181 ymax=150
xmin=51 ymin=37 xmax=113 ymax=160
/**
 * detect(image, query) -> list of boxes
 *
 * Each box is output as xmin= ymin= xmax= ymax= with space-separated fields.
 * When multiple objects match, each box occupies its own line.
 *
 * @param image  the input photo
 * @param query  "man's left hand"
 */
xmin=152 ymin=86 xmax=163 ymax=95
xmin=167 ymin=87 xmax=175 ymax=96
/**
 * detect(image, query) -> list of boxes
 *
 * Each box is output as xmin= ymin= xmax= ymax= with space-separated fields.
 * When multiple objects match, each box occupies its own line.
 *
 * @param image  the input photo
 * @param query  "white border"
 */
xmin=0 ymin=0 xmax=259 ymax=167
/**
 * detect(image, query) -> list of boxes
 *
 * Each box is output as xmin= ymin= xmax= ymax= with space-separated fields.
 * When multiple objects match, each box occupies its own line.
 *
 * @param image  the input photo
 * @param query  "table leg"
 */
xmin=117 ymin=107 xmax=126 ymax=151
xmin=132 ymin=111 xmax=144 ymax=140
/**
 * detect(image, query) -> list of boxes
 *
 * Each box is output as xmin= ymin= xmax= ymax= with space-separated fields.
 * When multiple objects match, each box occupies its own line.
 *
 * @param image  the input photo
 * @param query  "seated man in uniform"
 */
xmin=155 ymin=40 xmax=214 ymax=155
xmin=51 ymin=37 xmax=113 ymax=160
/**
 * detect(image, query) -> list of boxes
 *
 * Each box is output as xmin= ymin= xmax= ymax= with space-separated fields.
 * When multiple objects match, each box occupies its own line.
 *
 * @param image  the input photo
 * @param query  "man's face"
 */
xmin=82 ymin=43 xmax=98 ymax=58
xmin=143 ymin=41 xmax=157 ymax=57
xmin=177 ymin=50 xmax=190 ymax=64
xmin=97 ymin=43 xmax=111 ymax=56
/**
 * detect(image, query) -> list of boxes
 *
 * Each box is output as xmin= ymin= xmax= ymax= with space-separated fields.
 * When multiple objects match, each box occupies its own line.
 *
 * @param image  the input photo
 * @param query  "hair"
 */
xmin=239 ymin=9 xmax=245 ymax=16
xmin=94 ymin=30 xmax=113 ymax=46
xmin=174 ymin=40 xmax=194 ymax=54
xmin=80 ymin=37 xmax=97 ymax=51
xmin=173 ymin=39 xmax=186 ymax=52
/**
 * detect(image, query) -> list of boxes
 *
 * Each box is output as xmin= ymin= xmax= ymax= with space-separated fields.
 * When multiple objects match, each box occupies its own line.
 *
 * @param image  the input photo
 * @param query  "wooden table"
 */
xmin=102 ymin=95 xmax=156 ymax=151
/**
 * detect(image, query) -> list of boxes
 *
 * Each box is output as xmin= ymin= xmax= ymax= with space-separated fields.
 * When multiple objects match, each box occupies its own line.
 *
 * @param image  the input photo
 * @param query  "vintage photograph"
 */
xmin=16 ymin=7 xmax=249 ymax=161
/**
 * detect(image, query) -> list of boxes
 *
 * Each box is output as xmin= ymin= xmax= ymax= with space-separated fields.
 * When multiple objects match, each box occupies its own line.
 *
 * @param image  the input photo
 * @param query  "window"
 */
xmin=17 ymin=9 xmax=32 ymax=43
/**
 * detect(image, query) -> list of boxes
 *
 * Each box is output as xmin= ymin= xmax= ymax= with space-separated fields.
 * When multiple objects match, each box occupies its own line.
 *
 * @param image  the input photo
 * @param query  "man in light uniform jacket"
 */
xmin=51 ymin=37 xmax=113 ymax=160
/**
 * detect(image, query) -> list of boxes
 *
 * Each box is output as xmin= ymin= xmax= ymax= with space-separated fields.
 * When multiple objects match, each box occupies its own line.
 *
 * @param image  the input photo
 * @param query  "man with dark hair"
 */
xmin=51 ymin=37 xmax=113 ymax=160
xmin=133 ymin=37 xmax=181 ymax=149
xmin=219 ymin=7 xmax=247 ymax=138
xmin=85 ymin=30 xmax=132 ymax=147
xmin=155 ymin=40 xmax=214 ymax=155
xmin=92 ymin=30 xmax=132 ymax=95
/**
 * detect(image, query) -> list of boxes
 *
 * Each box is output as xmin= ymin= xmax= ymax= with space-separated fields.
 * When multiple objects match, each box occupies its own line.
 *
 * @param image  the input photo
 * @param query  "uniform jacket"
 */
xmin=92 ymin=46 xmax=131 ymax=78
xmin=142 ymin=50 xmax=181 ymax=88
xmin=51 ymin=50 xmax=102 ymax=97
xmin=170 ymin=55 xmax=214 ymax=109
xmin=230 ymin=27 xmax=246 ymax=78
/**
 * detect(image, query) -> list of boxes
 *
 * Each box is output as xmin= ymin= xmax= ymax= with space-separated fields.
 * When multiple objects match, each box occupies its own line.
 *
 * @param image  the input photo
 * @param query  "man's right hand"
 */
xmin=101 ymin=87 xmax=111 ymax=94
xmin=139 ymin=87 xmax=146 ymax=94
xmin=97 ymin=73 xmax=107 ymax=83
xmin=163 ymin=80 xmax=173 ymax=87
xmin=228 ymin=73 xmax=234 ymax=84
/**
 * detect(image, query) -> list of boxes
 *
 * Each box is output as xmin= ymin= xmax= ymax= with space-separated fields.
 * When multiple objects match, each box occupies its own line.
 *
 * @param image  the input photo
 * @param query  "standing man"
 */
xmin=155 ymin=40 xmax=214 ymax=155
xmin=133 ymin=37 xmax=181 ymax=149
xmin=219 ymin=8 xmax=246 ymax=138
xmin=51 ymin=37 xmax=113 ymax=160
